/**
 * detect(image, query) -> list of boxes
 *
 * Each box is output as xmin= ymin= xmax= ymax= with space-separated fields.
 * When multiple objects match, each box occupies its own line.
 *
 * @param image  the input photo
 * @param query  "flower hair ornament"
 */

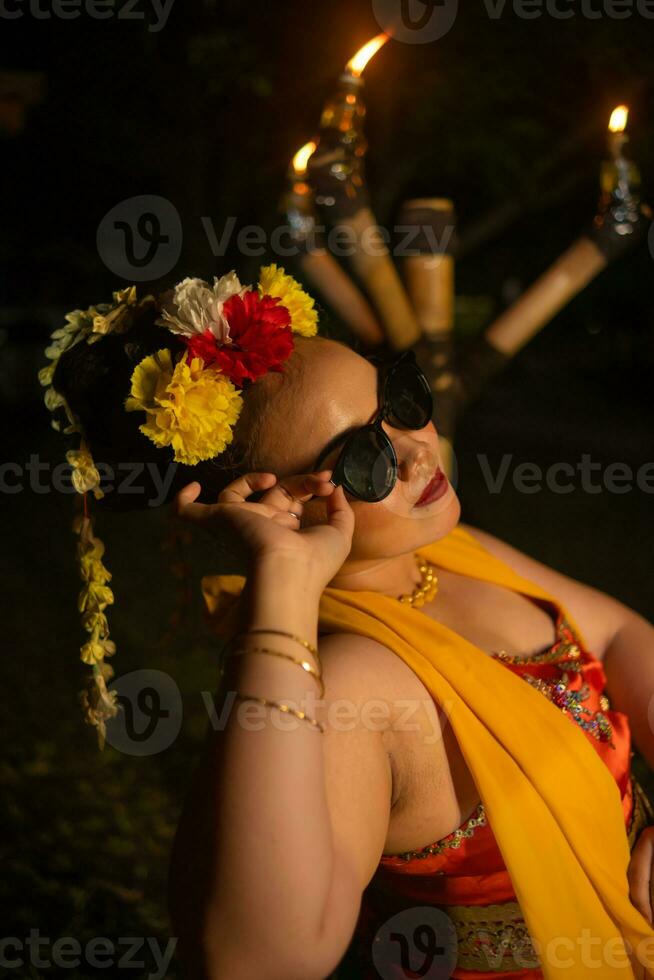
xmin=40 ymin=266 xmax=318 ymax=747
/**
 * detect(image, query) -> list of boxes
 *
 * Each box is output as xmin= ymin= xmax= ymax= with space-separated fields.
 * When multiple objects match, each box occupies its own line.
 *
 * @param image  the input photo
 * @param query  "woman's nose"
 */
xmin=395 ymin=437 xmax=436 ymax=484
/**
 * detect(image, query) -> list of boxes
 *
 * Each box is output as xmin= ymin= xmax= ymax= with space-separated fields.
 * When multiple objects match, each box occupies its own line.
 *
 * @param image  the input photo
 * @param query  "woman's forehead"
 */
xmin=268 ymin=341 xmax=378 ymax=472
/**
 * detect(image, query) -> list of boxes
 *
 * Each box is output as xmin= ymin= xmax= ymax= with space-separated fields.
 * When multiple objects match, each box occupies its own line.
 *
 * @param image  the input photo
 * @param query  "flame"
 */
xmin=608 ymin=105 xmax=629 ymax=133
xmin=346 ymin=33 xmax=389 ymax=77
xmin=292 ymin=140 xmax=317 ymax=175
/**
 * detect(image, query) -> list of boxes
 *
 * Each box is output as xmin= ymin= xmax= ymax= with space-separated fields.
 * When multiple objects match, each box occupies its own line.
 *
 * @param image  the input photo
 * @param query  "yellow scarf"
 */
xmin=202 ymin=526 xmax=654 ymax=978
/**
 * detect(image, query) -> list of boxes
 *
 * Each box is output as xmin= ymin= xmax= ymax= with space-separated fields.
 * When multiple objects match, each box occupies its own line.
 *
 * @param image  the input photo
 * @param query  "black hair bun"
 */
xmin=51 ymin=309 xmax=199 ymax=511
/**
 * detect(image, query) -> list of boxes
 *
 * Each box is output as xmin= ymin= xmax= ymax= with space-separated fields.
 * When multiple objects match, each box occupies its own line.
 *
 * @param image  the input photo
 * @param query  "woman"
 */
xmin=45 ymin=271 xmax=654 ymax=979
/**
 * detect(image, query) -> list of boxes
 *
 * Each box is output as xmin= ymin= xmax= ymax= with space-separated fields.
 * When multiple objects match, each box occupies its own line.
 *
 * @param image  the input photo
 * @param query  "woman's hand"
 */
xmin=628 ymin=826 xmax=654 ymax=926
xmin=627 ymin=830 xmax=654 ymax=979
xmin=175 ymin=471 xmax=354 ymax=592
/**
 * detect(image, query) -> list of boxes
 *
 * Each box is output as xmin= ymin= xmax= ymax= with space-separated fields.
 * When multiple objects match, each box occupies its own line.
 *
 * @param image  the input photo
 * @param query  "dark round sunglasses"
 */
xmin=315 ymin=349 xmax=434 ymax=503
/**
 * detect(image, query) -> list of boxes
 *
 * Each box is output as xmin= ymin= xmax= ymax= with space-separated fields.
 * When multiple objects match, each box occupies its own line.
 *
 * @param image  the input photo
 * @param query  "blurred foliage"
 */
xmin=0 ymin=448 xmax=230 ymax=975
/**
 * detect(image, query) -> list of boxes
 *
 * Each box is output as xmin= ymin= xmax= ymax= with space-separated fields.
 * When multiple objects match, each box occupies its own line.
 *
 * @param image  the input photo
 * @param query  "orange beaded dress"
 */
xmin=336 ymin=607 xmax=653 ymax=979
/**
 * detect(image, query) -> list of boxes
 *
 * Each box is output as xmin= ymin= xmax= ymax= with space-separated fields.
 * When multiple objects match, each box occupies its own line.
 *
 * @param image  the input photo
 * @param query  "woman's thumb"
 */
xmin=325 ymin=484 xmax=354 ymax=535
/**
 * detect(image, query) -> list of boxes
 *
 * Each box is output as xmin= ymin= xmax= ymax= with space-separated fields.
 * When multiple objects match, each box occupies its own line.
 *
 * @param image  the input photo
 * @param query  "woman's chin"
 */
xmin=410 ymin=484 xmax=461 ymax=543
xmin=347 ymin=485 xmax=462 ymax=561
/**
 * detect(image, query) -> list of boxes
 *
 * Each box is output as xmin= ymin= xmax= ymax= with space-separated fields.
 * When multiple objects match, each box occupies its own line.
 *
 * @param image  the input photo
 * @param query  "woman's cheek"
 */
xmin=348 ymin=500 xmax=400 ymax=552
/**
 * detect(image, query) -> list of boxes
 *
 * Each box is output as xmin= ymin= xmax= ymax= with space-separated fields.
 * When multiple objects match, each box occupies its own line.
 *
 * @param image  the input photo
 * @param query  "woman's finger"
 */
xmin=218 ymin=472 xmax=277 ymax=504
xmin=628 ymin=832 xmax=654 ymax=924
xmin=270 ymin=510 xmax=302 ymax=528
xmin=175 ymin=481 xmax=202 ymax=517
xmin=260 ymin=470 xmax=334 ymax=510
xmin=176 ymin=482 xmax=231 ymax=529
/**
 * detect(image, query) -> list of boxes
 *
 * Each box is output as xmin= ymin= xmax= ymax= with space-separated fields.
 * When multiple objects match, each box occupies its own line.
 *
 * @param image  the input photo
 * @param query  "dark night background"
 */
xmin=1 ymin=1 xmax=653 ymax=976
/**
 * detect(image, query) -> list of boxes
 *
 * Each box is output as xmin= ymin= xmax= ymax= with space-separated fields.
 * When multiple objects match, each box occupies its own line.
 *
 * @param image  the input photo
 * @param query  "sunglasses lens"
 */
xmin=386 ymin=361 xmax=433 ymax=429
xmin=341 ymin=428 xmax=396 ymax=501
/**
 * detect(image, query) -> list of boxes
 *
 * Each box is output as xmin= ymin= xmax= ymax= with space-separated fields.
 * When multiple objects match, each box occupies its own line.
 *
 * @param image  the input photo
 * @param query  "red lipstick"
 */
xmin=414 ymin=468 xmax=449 ymax=507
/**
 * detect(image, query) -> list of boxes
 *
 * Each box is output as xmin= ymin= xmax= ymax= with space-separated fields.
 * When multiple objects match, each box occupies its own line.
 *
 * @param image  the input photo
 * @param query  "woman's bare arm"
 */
xmin=602 ymin=614 xmax=654 ymax=771
xmin=462 ymin=524 xmax=654 ymax=768
xmin=168 ymin=555 xmax=392 ymax=980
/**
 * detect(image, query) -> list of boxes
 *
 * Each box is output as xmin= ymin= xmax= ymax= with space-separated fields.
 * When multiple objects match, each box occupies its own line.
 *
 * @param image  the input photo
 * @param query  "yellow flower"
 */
xmin=79 ymin=662 xmax=120 ymax=749
xmin=80 ymin=621 xmax=116 ymax=665
xmin=80 ymin=637 xmax=116 ymax=666
xmin=38 ymin=364 xmax=56 ymax=387
xmin=258 ymin=263 xmax=318 ymax=337
xmin=78 ymin=581 xmax=114 ymax=615
xmin=73 ymin=514 xmax=116 ymax=671
xmin=81 ymin=610 xmax=110 ymax=635
xmin=66 ymin=445 xmax=104 ymax=498
xmin=80 ymin=555 xmax=112 ymax=585
xmin=125 ymin=349 xmax=243 ymax=466
xmin=44 ymin=386 xmax=64 ymax=412
xmin=91 ymin=285 xmax=142 ymax=336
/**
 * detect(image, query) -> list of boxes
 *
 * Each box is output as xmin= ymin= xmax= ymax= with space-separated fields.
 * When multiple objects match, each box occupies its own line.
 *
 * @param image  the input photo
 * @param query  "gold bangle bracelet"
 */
xmin=233 ymin=692 xmax=324 ymax=733
xmin=226 ymin=646 xmax=325 ymax=698
xmin=237 ymin=628 xmax=319 ymax=660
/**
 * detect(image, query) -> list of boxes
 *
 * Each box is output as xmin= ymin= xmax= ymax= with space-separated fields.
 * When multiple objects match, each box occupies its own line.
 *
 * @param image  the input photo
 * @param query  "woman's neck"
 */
xmin=327 ymin=550 xmax=422 ymax=598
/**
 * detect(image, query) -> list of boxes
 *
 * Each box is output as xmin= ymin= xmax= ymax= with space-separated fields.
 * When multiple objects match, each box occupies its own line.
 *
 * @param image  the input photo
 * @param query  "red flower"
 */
xmin=185 ymin=291 xmax=294 ymax=387
xmin=184 ymin=329 xmax=221 ymax=366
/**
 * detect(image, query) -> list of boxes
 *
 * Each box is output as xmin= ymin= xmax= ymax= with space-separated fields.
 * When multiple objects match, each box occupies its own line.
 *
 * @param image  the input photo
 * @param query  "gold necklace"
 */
xmin=397 ymin=554 xmax=439 ymax=608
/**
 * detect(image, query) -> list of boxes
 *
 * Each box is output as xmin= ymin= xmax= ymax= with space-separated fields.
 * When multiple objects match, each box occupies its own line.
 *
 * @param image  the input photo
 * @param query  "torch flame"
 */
xmin=346 ymin=33 xmax=389 ymax=77
xmin=292 ymin=140 xmax=317 ymax=175
xmin=608 ymin=105 xmax=629 ymax=133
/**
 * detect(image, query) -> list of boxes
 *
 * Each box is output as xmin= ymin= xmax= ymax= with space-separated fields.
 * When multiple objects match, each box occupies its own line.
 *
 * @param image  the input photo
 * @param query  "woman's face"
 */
xmin=256 ymin=337 xmax=461 ymax=562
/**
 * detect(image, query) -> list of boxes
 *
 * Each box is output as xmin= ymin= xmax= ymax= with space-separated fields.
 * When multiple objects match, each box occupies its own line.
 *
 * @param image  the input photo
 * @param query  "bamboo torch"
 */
xmin=459 ymin=104 xmax=652 ymax=405
xmin=398 ymin=198 xmax=458 ymax=475
xmin=308 ymin=35 xmax=421 ymax=352
xmin=281 ymin=140 xmax=384 ymax=348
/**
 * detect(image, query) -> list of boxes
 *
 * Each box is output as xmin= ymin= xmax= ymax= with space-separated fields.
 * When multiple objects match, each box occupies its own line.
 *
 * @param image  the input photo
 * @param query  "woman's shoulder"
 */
xmin=317 ymin=630 xmax=435 ymax=733
xmin=318 ymin=630 xmax=410 ymax=685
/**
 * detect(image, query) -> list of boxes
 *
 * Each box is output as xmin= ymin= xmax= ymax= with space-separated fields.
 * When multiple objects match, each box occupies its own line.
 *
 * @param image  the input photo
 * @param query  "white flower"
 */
xmin=156 ymin=272 xmax=246 ymax=344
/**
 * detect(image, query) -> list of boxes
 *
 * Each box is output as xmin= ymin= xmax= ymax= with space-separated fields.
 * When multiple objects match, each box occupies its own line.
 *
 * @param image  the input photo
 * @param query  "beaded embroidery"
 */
xmin=443 ymin=901 xmax=540 ymax=972
xmin=388 ymin=802 xmax=487 ymax=862
xmin=522 ymin=671 xmax=615 ymax=748
xmin=492 ymin=614 xmax=584 ymax=672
